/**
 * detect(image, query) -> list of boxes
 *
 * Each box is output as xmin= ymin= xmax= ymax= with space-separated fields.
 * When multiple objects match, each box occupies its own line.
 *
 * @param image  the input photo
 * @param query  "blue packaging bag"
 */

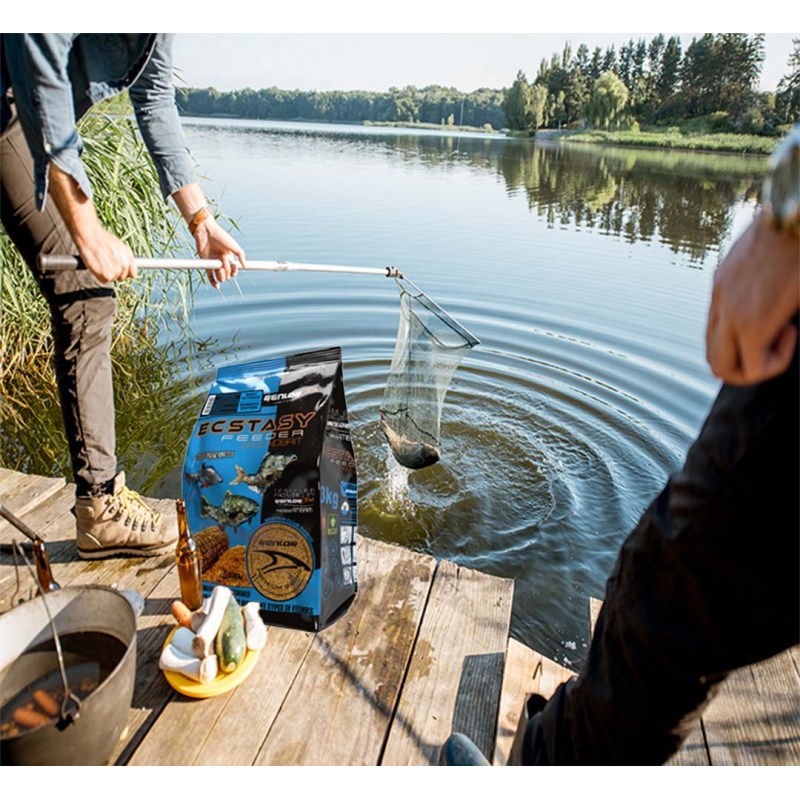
xmin=182 ymin=347 xmax=358 ymax=632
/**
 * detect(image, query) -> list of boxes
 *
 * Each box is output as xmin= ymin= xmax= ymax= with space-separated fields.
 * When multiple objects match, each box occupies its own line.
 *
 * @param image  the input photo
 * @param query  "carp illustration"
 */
xmin=200 ymin=490 xmax=259 ymax=531
xmin=185 ymin=462 xmax=224 ymax=489
xmin=230 ymin=453 xmax=298 ymax=495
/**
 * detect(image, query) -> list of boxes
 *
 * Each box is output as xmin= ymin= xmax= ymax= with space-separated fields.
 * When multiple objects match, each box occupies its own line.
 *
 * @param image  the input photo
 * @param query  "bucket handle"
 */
xmin=8 ymin=541 xmax=82 ymax=725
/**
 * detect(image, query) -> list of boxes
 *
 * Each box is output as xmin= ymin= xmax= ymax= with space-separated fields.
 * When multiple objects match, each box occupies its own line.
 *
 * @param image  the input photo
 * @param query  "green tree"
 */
xmin=549 ymin=90 xmax=567 ymax=129
xmin=590 ymin=47 xmax=603 ymax=81
xmin=586 ymin=71 xmax=629 ymax=129
xmin=530 ymin=84 xmax=548 ymax=130
xmin=618 ymin=40 xmax=633 ymax=87
xmin=680 ymin=34 xmax=717 ymax=115
xmin=656 ymin=36 xmax=682 ymax=105
xmin=776 ymin=37 xmax=800 ymax=123
xmin=575 ymin=43 xmax=591 ymax=81
xmin=565 ymin=58 xmax=590 ymax=126
xmin=630 ymin=39 xmax=648 ymax=109
xmin=647 ymin=34 xmax=666 ymax=90
xmin=718 ymin=33 xmax=765 ymax=116
xmin=602 ymin=46 xmax=618 ymax=75
xmin=503 ymin=70 xmax=533 ymax=131
xmin=681 ymin=34 xmax=764 ymax=118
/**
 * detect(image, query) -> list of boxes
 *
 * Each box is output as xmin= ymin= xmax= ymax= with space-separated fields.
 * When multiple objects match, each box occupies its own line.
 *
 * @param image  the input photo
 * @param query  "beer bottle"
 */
xmin=175 ymin=499 xmax=204 ymax=611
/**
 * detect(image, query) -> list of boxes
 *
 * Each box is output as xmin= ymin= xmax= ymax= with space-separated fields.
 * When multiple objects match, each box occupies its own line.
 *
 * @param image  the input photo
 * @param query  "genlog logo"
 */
xmin=247 ymin=521 xmax=314 ymax=601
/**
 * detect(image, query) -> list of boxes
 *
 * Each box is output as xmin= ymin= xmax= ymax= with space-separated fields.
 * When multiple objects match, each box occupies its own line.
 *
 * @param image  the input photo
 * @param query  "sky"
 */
xmin=171 ymin=32 xmax=797 ymax=95
xmin=5 ymin=5 xmax=797 ymax=94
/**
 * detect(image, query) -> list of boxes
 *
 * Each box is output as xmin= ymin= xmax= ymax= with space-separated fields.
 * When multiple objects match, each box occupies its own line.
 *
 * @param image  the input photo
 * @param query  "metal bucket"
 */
xmin=0 ymin=585 xmax=137 ymax=766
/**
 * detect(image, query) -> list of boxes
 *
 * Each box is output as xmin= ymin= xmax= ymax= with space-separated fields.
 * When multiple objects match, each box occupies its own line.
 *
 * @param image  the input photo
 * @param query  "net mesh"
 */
xmin=380 ymin=278 xmax=479 ymax=470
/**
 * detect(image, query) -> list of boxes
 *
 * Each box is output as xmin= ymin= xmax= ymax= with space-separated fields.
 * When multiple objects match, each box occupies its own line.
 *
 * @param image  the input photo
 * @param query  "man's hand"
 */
xmin=47 ymin=163 xmax=137 ymax=282
xmin=192 ymin=215 xmax=247 ymax=289
xmin=172 ymin=184 xmax=247 ymax=288
xmin=706 ymin=213 xmax=800 ymax=385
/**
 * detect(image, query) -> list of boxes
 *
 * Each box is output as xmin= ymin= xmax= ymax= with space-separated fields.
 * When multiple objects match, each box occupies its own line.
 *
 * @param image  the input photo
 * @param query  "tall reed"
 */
xmin=1 ymin=96 xmax=202 ymax=482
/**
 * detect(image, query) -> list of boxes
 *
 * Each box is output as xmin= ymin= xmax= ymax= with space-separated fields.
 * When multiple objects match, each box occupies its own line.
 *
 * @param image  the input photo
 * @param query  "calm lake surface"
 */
xmin=101 ymin=119 xmax=773 ymax=666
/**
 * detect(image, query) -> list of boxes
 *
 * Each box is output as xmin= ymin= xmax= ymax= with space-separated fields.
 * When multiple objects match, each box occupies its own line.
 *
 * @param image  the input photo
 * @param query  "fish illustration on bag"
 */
xmin=230 ymin=453 xmax=298 ymax=495
xmin=200 ymin=490 xmax=259 ymax=531
xmin=185 ymin=462 xmax=224 ymax=489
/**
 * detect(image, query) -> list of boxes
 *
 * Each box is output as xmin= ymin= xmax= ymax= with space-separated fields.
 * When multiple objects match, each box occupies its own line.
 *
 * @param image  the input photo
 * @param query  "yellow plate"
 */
xmin=161 ymin=625 xmax=259 ymax=698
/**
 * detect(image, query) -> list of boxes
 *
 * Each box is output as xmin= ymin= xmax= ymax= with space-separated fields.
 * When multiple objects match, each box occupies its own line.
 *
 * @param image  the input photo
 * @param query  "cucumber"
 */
xmin=215 ymin=595 xmax=247 ymax=673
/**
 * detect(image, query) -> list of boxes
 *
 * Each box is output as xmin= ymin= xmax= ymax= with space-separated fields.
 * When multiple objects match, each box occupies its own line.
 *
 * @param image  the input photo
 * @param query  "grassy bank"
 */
xmin=558 ymin=128 xmax=778 ymax=155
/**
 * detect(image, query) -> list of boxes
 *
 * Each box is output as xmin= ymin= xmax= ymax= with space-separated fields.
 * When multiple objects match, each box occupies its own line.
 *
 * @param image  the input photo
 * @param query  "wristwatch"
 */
xmin=761 ymin=126 xmax=800 ymax=237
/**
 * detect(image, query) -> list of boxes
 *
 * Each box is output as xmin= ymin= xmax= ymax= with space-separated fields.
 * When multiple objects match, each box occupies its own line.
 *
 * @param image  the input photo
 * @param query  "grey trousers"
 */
xmin=518 ymin=336 xmax=800 ymax=764
xmin=1 ymin=108 xmax=117 ymax=495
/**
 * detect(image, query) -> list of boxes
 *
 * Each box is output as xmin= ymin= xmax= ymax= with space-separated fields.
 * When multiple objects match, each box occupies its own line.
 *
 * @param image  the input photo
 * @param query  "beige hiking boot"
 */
xmin=75 ymin=471 xmax=178 ymax=560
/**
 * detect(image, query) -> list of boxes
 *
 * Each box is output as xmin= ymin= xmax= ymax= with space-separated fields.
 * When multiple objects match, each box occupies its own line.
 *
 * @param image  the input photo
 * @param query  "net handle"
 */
xmin=37 ymin=256 xmax=478 ymax=346
xmin=38 ymin=254 xmax=403 ymax=278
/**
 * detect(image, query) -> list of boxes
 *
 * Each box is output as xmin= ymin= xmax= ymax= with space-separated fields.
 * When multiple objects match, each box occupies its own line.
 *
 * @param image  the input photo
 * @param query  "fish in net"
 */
xmin=380 ymin=278 xmax=479 ymax=470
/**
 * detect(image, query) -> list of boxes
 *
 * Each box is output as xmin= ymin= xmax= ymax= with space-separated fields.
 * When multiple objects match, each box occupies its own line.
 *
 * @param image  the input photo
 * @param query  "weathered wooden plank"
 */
xmin=113 ymin=564 xmax=187 ymax=765
xmin=0 ymin=483 xmax=75 ymax=545
xmin=126 ymin=556 xmax=315 ymax=767
xmin=703 ymin=664 xmax=780 ymax=765
xmin=751 ymin=645 xmax=800 ymax=765
xmin=0 ymin=471 xmax=66 ymax=531
xmin=0 ymin=467 xmax=21 ymax=490
xmin=0 ymin=483 xmax=75 ymax=594
xmin=666 ymin=723 xmax=709 ymax=766
xmin=0 ymin=499 xmax=81 ymax=610
xmin=253 ymin=536 xmax=437 ymax=766
xmin=0 ymin=468 xmax=42 ymax=497
xmin=702 ymin=648 xmax=800 ymax=766
xmin=790 ymin=645 xmax=800 ymax=676
xmin=381 ymin=559 xmax=514 ymax=766
xmin=706 ymin=656 xmax=799 ymax=766
xmin=0 ymin=495 xmax=176 ymax=612
xmin=493 ymin=637 xmax=576 ymax=765
xmin=589 ymin=596 xmax=602 ymax=637
xmin=0 ymin=486 xmax=77 ymax=608
xmin=125 ymin=686 xmax=231 ymax=766
xmin=191 ymin=627 xmax=315 ymax=765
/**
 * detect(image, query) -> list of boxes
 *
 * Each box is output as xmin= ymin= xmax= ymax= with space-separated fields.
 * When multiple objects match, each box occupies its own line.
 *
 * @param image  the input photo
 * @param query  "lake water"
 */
xmin=57 ymin=119 xmax=777 ymax=667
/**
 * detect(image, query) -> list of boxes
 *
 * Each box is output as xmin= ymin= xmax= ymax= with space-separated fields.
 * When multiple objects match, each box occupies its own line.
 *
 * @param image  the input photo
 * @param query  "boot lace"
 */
xmin=108 ymin=485 xmax=162 ymax=532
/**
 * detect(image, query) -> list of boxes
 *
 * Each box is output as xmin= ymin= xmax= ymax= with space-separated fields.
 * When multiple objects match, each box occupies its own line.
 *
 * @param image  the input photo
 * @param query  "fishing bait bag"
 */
xmin=182 ymin=347 xmax=358 ymax=632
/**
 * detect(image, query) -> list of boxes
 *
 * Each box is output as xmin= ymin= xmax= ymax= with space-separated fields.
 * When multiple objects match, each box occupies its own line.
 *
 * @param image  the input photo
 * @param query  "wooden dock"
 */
xmin=1 ymin=468 xmax=798 ymax=766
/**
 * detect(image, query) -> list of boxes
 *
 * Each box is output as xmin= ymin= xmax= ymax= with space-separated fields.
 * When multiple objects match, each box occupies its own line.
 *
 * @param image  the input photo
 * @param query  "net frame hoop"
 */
xmin=396 ymin=276 xmax=480 ymax=351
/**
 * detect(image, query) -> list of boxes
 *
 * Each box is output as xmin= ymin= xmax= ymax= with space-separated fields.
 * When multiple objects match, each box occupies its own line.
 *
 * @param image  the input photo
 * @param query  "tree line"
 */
xmin=176 ymin=84 xmax=506 ymax=130
xmin=176 ymin=34 xmax=800 ymax=135
xmin=504 ymin=34 xmax=798 ymax=134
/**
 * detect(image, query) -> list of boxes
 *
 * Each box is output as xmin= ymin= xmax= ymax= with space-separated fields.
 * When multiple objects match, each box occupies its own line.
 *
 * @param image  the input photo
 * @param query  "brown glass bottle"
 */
xmin=175 ymin=499 xmax=204 ymax=611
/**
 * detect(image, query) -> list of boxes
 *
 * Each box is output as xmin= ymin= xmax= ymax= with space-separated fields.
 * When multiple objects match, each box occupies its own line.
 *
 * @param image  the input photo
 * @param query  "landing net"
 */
xmin=380 ymin=278 xmax=479 ymax=470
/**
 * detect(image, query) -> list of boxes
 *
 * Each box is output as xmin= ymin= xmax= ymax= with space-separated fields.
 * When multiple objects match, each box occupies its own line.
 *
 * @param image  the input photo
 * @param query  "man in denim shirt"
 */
xmin=1 ymin=34 xmax=247 ymax=559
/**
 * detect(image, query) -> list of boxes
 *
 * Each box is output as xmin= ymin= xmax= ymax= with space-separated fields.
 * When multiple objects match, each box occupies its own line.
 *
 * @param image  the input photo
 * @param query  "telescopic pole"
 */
xmin=37 ymin=254 xmax=403 ymax=278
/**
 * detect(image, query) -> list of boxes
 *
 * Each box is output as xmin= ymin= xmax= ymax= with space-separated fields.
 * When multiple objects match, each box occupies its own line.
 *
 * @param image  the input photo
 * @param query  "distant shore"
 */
xmin=177 ymin=112 xmax=779 ymax=156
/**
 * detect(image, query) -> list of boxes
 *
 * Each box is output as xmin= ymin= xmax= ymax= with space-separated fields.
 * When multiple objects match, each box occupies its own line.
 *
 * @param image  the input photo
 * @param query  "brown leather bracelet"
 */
xmin=188 ymin=206 xmax=211 ymax=235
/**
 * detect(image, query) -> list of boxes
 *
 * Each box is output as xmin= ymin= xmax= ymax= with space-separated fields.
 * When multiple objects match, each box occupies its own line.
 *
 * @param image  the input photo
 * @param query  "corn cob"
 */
xmin=194 ymin=526 xmax=229 ymax=572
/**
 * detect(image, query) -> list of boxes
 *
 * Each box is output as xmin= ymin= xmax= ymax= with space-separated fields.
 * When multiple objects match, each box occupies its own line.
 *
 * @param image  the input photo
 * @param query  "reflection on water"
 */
xmin=5 ymin=119 xmax=766 ymax=668
xmin=497 ymin=141 xmax=763 ymax=262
